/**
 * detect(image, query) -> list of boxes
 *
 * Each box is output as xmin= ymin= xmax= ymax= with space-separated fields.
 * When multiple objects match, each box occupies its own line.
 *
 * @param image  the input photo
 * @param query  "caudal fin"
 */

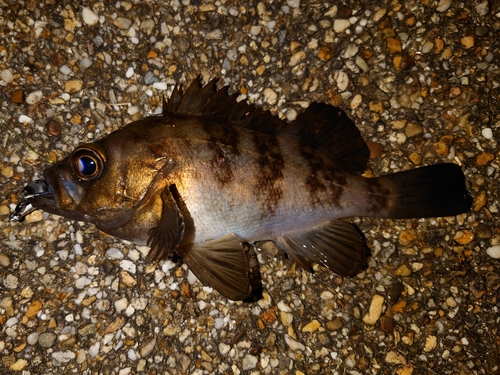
xmin=376 ymin=163 xmax=472 ymax=219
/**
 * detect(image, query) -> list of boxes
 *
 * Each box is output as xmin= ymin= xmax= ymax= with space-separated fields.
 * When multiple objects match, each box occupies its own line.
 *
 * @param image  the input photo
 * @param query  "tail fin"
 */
xmin=376 ymin=163 xmax=472 ymax=219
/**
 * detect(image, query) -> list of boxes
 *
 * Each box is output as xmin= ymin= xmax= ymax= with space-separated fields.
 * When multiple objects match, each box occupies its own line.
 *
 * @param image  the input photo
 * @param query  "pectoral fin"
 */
xmin=176 ymin=234 xmax=260 ymax=301
xmin=276 ymin=220 xmax=370 ymax=277
xmin=147 ymin=186 xmax=185 ymax=261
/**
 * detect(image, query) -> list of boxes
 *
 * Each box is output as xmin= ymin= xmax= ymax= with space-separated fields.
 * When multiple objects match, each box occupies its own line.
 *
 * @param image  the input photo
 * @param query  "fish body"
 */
xmin=11 ymin=78 xmax=472 ymax=301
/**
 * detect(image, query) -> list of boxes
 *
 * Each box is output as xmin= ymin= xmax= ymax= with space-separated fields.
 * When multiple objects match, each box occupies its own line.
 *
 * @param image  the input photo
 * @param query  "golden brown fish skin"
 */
xmin=18 ymin=77 xmax=471 ymax=300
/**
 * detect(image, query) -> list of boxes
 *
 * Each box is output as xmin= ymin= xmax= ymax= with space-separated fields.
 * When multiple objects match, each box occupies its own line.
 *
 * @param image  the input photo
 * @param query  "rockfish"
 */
xmin=10 ymin=78 xmax=472 ymax=301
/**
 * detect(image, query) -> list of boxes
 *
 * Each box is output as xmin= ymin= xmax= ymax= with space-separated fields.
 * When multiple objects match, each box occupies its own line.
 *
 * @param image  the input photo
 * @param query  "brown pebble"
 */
xmin=461 ymin=36 xmax=474 ymax=49
xmin=318 ymin=46 xmax=333 ymax=62
xmin=11 ymin=89 xmax=24 ymax=104
xmin=104 ymin=316 xmax=127 ymax=334
xmin=367 ymin=141 xmax=383 ymax=159
xmin=394 ymin=264 xmax=412 ymax=277
xmin=25 ymin=300 xmax=43 ymax=319
xmin=45 ymin=119 xmax=61 ymax=136
xmin=52 ymin=51 xmax=67 ymax=67
xmin=180 ymin=282 xmax=191 ymax=298
xmin=408 ymin=152 xmax=422 ymax=165
xmin=326 ymin=317 xmax=344 ymax=331
xmin=476 ymin=152 xmax=495 ymax=166
xmin=453 ymin=230 xmax=474 ymax=245
xmin=398 ymin=230 xmax=417 ymax=246
xmin=405 ymin=122 xmax=423 ymax=137
xmin=379 ymin=316 xmax=394 ymax=333
xmin=473 ymin=190 xmax=486 ymax=211
xmin=387 ymin=38 xmax=402 ymax=53
xmin=433 ymin=141 xmax=449 ymax=156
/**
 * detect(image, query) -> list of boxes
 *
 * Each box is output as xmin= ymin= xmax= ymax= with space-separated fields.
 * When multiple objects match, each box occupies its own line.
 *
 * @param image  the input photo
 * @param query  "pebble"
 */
xmin=285 ymin=334 xmax=305 ymax=351
xmin=139 ymin=338 xmax=156 ymax=357
xmin=26 ymin=90 xmax=44 ymax=105
xmin=120 ymin=260 xmax=136 ymax=274
xmin=486 ymin=245 xmax=500 ymax=259
xmin=405 ymin=122 xmax=423 ymax=137
xmin=242 ymin=354 xmax=258 ymax=370
xmin=423 ymin=335 xmax=437 ymax=352
xmin=64 ymin=79 xmax=83 ymax=93
xmin=302 ymin=319 xmax=321 ymax=333
xmin=453 ymin=230 xmax=474 ymax=245
xmin=82 ymin=7 xmax=99 ymax=25
xmin=0 ymin=253 xmax=11 ymax=267
xmin=52 ymin=351 xmax=76 ymax=363
xmin=1 ymin=69 xmax=14 ymax=84
xmin=3 ymin=274 xmax=19 ymax=289
xmin=385 ymin=350 xmax=407 ymax=365
xmin=38 ymin=332 xmax=56 ymax=348
xmin=394 ymin=264 xmax=412 ymax=277
xmin=481 ymin=128 xmax=492 ymax=139
xmin=326 ymin=317 xmax=344 ymax=331
xmin=25 ymin=300 xmax=43 ymax=319
xmin=363 ymin=294 xmax=385 ymax=325
xmin=436 ymin=0 xmax=452 ymax=12
xmin=333 ymin=19 xmax=350 ymax=33
xmin=387 ymin=38 xmax=402 ymax=54
xmin=114 ymin=18 xmax=132 ymax=30
xmin=115 ymin=298 xmax=129 ymax=313
xmin=10 ymin=359 xmax=28 ymax=371
xmin=289 ymin=51 xmax=306 ymax=67
xmin=387 ymin=283 xmax=404 ymax=304
xmin=263 ymin=88 xmax=278 ymax=105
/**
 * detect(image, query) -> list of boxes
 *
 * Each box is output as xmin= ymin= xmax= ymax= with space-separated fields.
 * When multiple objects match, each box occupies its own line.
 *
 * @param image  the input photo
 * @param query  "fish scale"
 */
xmin=10 ymin=77 xmax=472 ymax=301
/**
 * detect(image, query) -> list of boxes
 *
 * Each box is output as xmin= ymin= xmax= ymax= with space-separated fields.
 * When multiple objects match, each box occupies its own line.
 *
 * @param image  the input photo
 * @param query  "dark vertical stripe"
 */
xmin=203 ymin=122 xmax=241 ymax=187
xmin=300 ymin=145 xmax=345 ymax=208
xmin=252 ymin=133 xmax=284 ymax=216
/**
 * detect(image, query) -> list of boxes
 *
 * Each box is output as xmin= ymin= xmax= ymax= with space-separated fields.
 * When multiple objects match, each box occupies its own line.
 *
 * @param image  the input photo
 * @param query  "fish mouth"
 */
xmin=9 ymin=179 xmax=55 ymax=222
xmin=9 ymin=166 xmax=85 ymax=222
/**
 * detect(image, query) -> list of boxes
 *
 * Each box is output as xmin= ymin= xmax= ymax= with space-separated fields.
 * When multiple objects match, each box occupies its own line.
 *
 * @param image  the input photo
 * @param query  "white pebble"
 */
xmin=74 ymin=244 xmax=83 ymax=255
xmin=126 ymin=67 xmax=134 ymax=78
xmin=214 ymin=317 xmax=225 ymax=329
xmin=88 ymin=342 xmax=100 ymax=357
xmin=18 ymin=115 xmax=32 ymax=124
xmin=242 ymin=354 xmax=258 ymax=370
xmin=286 ymin=0 xmax=300 ymax=8
xmin=481 ymin=128 xmax=493 ymax=139
xmin=120 ymin=259 xmax=136 ymax=274
xmin=486 ymin=245 xmax=500 ymax=259
xmin=75 ymin=276 xmax=91 ymax=289
xmin=1 ymin=69 xmax=14 ymax=84
xmin=284 ymin=334 xmax=305 ymax=351
xmin=219 ymin=342 xmax=231 ymax=355
xmin=128 ymin=349 xmax=137 ymax=360
xmin=152 ymin=82 xmax=167 ymax=91
xmin=106 ymin=247 xmax=123 ymax=259
xmin=115 ymin=297 xmax=129 ymax=313
xmin=263 ymin=88 xmax=278 ymax=105
xmin=82 ymin=7 xmax=99 ymax=26
xmin=436 ymin=0 xmax=452 ymax=12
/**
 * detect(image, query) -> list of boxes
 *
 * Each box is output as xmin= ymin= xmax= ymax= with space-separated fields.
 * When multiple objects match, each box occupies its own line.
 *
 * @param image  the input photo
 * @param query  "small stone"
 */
xmin=398 ymin=230 xmax=417 ymax=246
xmin=387 ymin=38 xmax=402 ymax=53
xmin=115 ymin=297 xmax=129 ymax=313
xmin=105 ymin=316 xmax=127 ymax=334
xmin=1 ymin=69 xmax=14 ymax=84
xmin=486 ymin=245 xmax=500 ymax=259
xmin=385 ymin=350 xmax=407 ymax=365
xmin=3 ymin=274 xmax=19 ymax=289
xmin=387 ymin=283 xmax=404 ymax=304
xmin=1 ymin=166 xmax=13 ymax=178
xmin=289 ymin=51 xmax=306 ymax=67
xmin=120 ymin=259 xmax=136 ymax=274
xmin=453 ymin=230 xmax=474 ymax=245
xmin=64 ymin=79 xmax=83 ymax=94
xmin=114 ymin=18 xmax=132 ymax=30
xmin=405 ymin=122 xmax=423 ymax=137
xmin=396 ymin=363 xmax=415 ymax=375
xmin=318 ymin=46 xmax=333 ymax=62
xmin=423 ymin=335 xmax=437 ymax=352
xmin=333 ymin=19 xmax=350 ymax=33
xmin=45 ymin=119 xmax=62 ymax=136
xmin=263 ymin=88 xmax=278 ymax=105
xmin=394 ymin=264 xmax=412 ymax=277
xmin=473 ymin=190 xmax=487 ymax=211
xmin=11 ymin=89 xmax=24 ymax=103
xmin=408 ymin=152 xmax=422 ymax=165
xmin=242 ymin=354 xmax=258 ymax=370
xmin=0 ymin=253 xmax=10 ymax=267
xmin=475 ymin=1 xmax=489 ymax=16
xmin=139 ymin=338 xmax=156 ymax=357
xmin=350 ymin=94 xmax=362 ymax=109
xmin=219 ymin=342 xmax=231 ymax=355
xmin=476 ymin=152 xmax=495 ymax=166
xmin=286 ymin=0 xmax=300 ymax=8
xmin=379 ymin=316 xmax=395 ymax=333
xmin=280 ymin=311 xmax=294 ymax=326
xmin=120 ymin=271 xmax=137 ymax=287
xmin=363 ymin=294 xmax=385 ymax=325
xmin=10 ymin=359 xmax=28 ymax=371
xmin=302 ymin=319 xmax=321 ymax=333
xmin=82 ymin=7 xmax=99 ymax=25
xmin=284 ymin=334 xmax=305 ymax=351
xmin=52 ymin=351 xmax=76 ymax=363
xmin=436 ymin=0 xmax=452 ymax=12
xmin=26 ymin=300 xmax=43 ymax=319
xmin=446 ymin=297 xmax=457 ymax=308
xmin=38 ymin=332 xmax=57 ymax=348
xmin=481 ymin=128 xmax=493 ymax=139
xmin=326 ymin=317 xmax=344 ymax=331
xmin=461 ymin=36 xmax=474 ymax=49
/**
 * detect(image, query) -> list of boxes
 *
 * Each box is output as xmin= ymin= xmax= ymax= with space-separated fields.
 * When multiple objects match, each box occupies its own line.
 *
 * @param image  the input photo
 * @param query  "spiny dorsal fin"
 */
xmin=163 ymin=78 xmax=369 ymax=174
xmin=163 ymin=77 xmax=284 ymax=132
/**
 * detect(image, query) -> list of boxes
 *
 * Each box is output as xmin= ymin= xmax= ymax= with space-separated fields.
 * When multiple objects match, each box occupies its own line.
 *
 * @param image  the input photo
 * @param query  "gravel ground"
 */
xmin=1 ymin=1 xmax=500 ymax=374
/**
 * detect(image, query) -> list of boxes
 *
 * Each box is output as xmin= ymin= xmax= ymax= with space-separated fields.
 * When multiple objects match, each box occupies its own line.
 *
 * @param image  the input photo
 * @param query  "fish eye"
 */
xmin=70 ymin=145 xmax=106 ymax=181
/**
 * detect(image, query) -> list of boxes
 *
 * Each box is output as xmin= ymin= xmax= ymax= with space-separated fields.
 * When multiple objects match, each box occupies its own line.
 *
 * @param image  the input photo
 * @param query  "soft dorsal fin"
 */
xmin=288 ymin=103 xmax=370 ymax=175
xmin=163 ymin=77 xmax=370 ymax=174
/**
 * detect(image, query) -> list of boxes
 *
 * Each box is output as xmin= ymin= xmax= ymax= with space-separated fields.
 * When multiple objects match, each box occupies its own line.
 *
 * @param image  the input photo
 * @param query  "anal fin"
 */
xmin=176 ymin=234 xmax=261 ymax=301
xmin=275 ymin=220 xmax=370 ymax=277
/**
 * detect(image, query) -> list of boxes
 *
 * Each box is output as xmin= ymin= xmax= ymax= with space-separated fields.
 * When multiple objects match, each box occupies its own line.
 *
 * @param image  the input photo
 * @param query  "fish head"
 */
xmin=11 ymin=129 xmax=178 ymax=242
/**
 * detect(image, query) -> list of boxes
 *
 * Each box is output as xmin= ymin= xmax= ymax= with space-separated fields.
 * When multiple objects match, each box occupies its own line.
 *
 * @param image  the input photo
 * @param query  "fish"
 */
xmin=10 ymin=77 xmax=473 ymax=301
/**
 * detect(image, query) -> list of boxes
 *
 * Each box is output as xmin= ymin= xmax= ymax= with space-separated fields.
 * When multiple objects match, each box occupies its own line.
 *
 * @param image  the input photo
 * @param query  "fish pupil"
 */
xmin=77 ymin=156 xmax=97 ymax=176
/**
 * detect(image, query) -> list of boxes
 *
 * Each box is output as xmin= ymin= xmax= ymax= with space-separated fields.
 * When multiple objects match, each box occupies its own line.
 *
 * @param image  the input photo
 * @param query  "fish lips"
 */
xmin=29 ymin=166 xmax=88 ymax=221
